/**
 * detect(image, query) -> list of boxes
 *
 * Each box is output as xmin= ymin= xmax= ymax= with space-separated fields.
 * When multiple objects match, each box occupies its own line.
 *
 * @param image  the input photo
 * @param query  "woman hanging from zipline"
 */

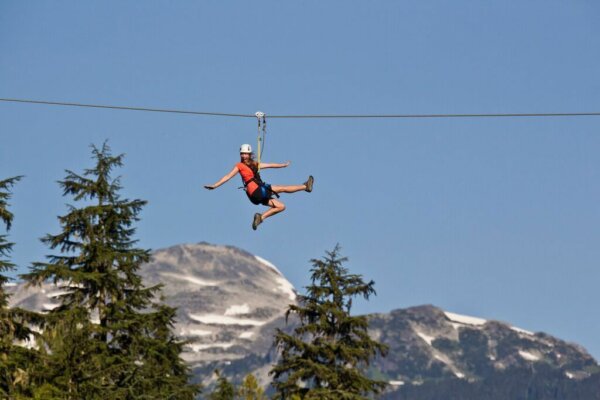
xmin=205 ymin=144 xmax=314 ymax=230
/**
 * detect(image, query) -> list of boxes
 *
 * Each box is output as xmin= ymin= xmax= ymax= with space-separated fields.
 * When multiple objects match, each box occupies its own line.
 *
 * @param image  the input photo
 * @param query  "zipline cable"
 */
xmin=0 ymin=97 xmax=254 ymax=118
xmin=268 ymin=112 xmax=600 ymax=119
xmin=2 ymin=97 xmax=600 ymax=119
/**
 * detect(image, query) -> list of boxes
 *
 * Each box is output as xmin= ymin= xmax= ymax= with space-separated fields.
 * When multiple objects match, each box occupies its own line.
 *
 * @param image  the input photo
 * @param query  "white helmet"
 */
xmin=240 ymin=144 xmax=252 ymax=153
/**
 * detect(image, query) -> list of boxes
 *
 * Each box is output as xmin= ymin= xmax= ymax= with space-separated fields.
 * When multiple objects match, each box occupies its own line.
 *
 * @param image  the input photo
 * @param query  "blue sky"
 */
xmin=1 ymin=1 xmax=600 ymax=358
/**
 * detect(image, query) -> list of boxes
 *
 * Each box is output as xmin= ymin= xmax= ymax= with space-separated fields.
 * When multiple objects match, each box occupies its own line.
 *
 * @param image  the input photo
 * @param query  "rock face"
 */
xmin=369 ymin=305 xmax=597 ymax=384
xmin=8 ymin=243 xmax=600 ymax=398
xmin=368 ymin=305 xmax=600 ymax=399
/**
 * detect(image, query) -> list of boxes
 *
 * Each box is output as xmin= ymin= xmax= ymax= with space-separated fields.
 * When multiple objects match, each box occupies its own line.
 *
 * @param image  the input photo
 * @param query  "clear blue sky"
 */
xmin=2 ymin=1 xmax=599 ymax=358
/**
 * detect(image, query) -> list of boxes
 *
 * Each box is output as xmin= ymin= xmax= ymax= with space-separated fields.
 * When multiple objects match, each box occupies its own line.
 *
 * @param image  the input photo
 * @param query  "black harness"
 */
xmin=242 ymin=170 xmax=263 ymax=189
xmin=240 ymin=168 xmax=280 ymax=198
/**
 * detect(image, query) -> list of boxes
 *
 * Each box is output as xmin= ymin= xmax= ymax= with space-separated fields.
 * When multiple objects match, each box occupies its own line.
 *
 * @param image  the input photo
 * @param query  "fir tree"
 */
xmin=208 ymin=369 xmax=235 ymax=400
xmin=270 ymin=245 xmax=388 ymax=400
xmin=238 ymin=373 xmax=267 ymax=400
xmin=0 ymin=176 xmax=23 ymax=319
xmin=0 ymin=176 xmax=41 ymax=398
xmin=21 ymin=143 xmax=200 ymax=399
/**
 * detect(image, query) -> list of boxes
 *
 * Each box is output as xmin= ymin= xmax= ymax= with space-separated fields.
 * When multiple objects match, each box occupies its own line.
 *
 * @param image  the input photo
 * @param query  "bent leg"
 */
xmin=271 ymin=184 xmax=306 ymax=194
xmin=261 ymin=199 xmax=286 ymax=221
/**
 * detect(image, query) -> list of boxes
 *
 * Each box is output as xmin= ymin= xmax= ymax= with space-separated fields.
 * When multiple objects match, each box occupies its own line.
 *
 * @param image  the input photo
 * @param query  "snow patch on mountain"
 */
xmin=179 ymin=328 xmax=212 ymax=337
xmin=43 ymin=303 xmax=59 ymax=310
xmin=519 ymin=350 xmax=541 ymax=361
xmin=47 ymin=290 xmax=69 ymax=298
xmin=274 ymin=277 xmax=296 ymax=301
xmin=432 ymin=347 xmax=465 ymax=379
xmin=189 ymin=343 xmax=236 ymax=352
xmin=444 ymin=311 xmax=487 ymax=326
xmin=416 ymin=331 xmax=436 ymax=345
xmin=255 ymin=255 xmax=282 ymax=276
xmin=446 ymin=310 xmax=534 ymax=336
xmin=511 ymin=326 xmax=534 ymax=336
xmin=191 ymin=330 xmax=212 ymax=336
xmin=225 ymin=304 xmax=250 ymax=316
xmin=161 ymin=272 xmax=218 ymax=286
xmin=189 ymin=313 xmax=267 ymax=326
xmin=239 ymin=331 xmax=254 ymax=339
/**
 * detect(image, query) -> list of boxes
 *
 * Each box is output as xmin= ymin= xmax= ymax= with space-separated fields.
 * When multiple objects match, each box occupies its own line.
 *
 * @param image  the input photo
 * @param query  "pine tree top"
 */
xmin=20 ymin=142 xmax=159 ymax=325
xmin=271 ymin=245 xmax=389 ymax=399
xmin=22 ymin=143 xmax=152 ymax=294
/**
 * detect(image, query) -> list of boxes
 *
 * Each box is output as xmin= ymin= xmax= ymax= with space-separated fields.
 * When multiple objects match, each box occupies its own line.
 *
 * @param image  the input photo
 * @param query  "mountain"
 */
xmin=8 ymin=243 xmax=295 ymax=369
xmin=7 ymin=243 xmax=600 ymax=398
xmin=369 ymin=306 xmax=600 ymax=399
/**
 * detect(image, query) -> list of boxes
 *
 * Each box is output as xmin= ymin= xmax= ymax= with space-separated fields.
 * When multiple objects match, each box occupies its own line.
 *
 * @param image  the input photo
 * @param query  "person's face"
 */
xmin=240 ymin=152 xmax=250 ymax=160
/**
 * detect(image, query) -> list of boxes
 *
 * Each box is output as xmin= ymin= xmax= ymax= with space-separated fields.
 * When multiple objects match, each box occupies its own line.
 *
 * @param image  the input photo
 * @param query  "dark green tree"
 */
xmin=0 ymin=176 xmax=42 ymax=398
xmin=270 ymin=245 xmax=388 ymax=400
xmin=238 ymin=373 xmax=267 ymax=400
xmin=208 ymin=369 xmax=235 ymax=400
xmin=21 ymin=143 xmax=200 ymax=399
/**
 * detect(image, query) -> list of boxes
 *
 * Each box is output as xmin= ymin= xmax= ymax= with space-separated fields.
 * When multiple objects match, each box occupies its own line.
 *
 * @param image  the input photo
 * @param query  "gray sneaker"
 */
xmin=304 ymin=175 xmax=314 ymax=193
xmin=252 ymin=213 xmax=262 ymax=230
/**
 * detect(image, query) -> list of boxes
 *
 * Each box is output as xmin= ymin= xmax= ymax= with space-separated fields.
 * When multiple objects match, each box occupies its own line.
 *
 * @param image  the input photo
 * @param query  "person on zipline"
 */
xmin=205 ymin=144 xmax=314 ymax=230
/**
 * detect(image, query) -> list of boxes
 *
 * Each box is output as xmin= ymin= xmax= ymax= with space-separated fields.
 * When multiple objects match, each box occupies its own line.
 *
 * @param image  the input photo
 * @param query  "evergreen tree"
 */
xmin=270 ymin=245 xmax=388 ymax=400
xmin=238 ymin=373 xmax=267 ymax=400
xmin=0 ymin=177 xmax=23 ymax=325
xmin=209 ymin=369 xmax=235 ymax=400
xmin=21 ymin=143 xmax=200 ymax=399
xmin=0 ymin=176 xmax=42 ymax=398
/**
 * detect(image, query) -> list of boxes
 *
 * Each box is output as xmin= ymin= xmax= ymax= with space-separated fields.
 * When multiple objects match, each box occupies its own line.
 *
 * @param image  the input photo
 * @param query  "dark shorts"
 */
xmin=247 ymin=183 xmax=274 ymax=206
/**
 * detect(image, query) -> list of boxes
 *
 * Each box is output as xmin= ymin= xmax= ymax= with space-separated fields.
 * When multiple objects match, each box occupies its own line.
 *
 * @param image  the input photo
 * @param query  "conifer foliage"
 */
xmin=0 ymin=175 xmax=39 ymax=397
xmin=0 ymin=176 xmax=23 ymax=309
xmin=238 ymin=373 xmax=267 ymax=400
xmin=21 ymin=143 xmax=200 ymax=399
xmin=270 ymin=245 xmax=388 ymax=400
xmin=208 ymin=369 xmax=235 ymax=400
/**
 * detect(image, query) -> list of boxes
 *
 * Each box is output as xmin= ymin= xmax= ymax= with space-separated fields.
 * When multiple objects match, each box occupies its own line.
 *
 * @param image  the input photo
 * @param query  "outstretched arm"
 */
xmin=259 ymin=161 xmax=290 ymax=169
xmin=204 ymin=166 xmax=238 ymax=190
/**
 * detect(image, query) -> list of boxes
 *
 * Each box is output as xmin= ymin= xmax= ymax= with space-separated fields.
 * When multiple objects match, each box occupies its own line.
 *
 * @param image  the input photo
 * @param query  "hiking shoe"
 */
xmin=304 ymin=175 xmax=314 ymax=193
xmin=252 ymin=213 xmax=262 ymax=230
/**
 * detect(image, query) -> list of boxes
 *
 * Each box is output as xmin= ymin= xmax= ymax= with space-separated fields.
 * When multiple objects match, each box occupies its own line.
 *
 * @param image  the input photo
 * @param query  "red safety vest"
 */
xmin=236 ymin=162 xmax=261 ymax=195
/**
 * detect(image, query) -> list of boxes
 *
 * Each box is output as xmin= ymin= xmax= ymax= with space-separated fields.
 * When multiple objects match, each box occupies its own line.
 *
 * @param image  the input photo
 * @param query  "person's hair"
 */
xmin=240 ymin=153 xmax=259 ymax=173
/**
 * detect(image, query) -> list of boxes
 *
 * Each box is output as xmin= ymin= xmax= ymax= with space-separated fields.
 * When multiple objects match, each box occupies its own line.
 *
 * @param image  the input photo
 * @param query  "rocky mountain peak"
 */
xmin=369 ymin=304 xmax=597 ymax=389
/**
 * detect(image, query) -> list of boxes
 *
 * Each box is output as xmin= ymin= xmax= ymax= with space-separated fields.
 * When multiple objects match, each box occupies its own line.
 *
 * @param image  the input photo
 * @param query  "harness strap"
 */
xmin=243 ymin=176 xmax=263 ymax=188
xmin=242 ymin=177 xmax=280 ymax=199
